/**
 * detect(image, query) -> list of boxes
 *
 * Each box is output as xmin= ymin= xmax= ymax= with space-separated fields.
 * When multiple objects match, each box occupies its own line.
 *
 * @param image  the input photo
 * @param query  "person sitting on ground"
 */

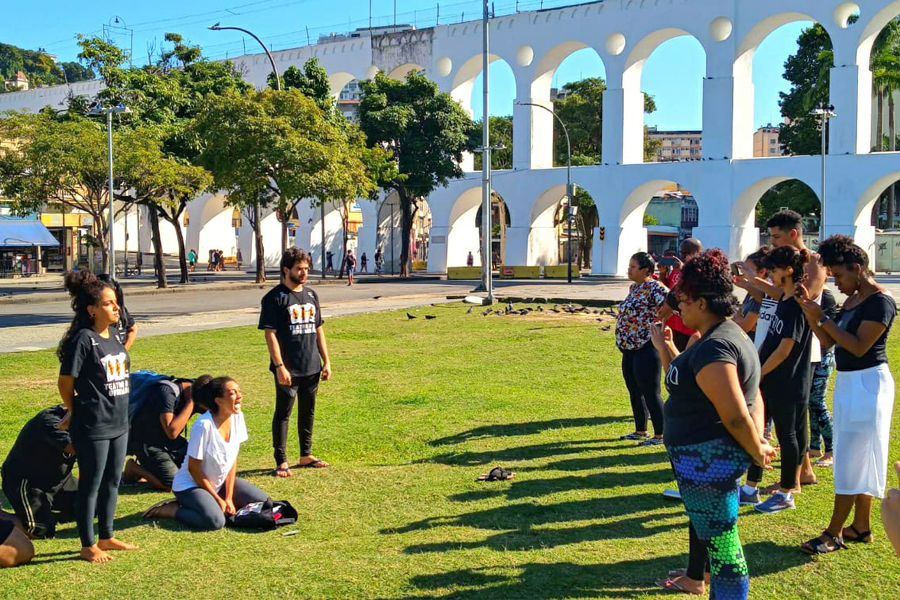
xmin=615 ymin=252 xmax=668 ymax=446
xmin=650 ymin=248 xmax=774 ymax=598
xmin=1 ymin=405 xmax=78 ymax=541
xmin=750 ymin=246 xmax=814 ymax=514
xmin=882 ymin=461 xmax=900 ymax=557
xmin=143 ymin=377 xmax=270 ymax=530
xmin=123 ymin=375 xmax=209 ymax=491
xmin=795 ymin=235 xmax=896 ymax=553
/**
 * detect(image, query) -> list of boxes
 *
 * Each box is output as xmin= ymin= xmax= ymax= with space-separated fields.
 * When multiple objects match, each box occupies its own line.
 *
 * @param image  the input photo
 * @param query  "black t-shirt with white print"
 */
xmin=258 ymin=284 xmax=324 ymax=377
xmin=59 ymin=327 xmax=130 ymax=441
xmin=663 ymin=320 xmax=760 ymax=447
xmin=758 ymin=296 xmax=812 ymax=404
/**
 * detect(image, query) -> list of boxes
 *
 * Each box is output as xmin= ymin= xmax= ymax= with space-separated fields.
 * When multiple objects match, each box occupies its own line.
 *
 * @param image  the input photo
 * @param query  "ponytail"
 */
xmin=56 ymin=270 xmax=113 ymax=362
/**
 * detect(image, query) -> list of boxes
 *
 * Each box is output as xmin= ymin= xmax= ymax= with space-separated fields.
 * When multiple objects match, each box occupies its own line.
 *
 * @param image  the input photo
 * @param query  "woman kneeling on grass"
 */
xmin=795 ymin=235 xmax=896 ymax=554
xmin=651 ymin=249 xmax=775 ymax=599
xmin=143 ymin=377 xmax=271 ymax=530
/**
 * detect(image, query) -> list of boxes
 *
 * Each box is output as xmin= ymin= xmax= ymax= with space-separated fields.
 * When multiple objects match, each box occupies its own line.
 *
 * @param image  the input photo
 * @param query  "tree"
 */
xmin=0 ymin=112 xmax=118 ymax=272
xmin=755 ymin=180 xmax=820 ymax=228
xmin=75 ymin=34 xmax=251 ymax=283
xmin=0 ymin=42 xmax=94 ymax=91
xmin=270 ymin=59 xmax=334 ymax=113
xmin=358 ymin=72 xmax=477 ymax=276
xmin=778 ymin=24 xmax=834 ymax=156
xmin=191 ymin=88 xmax=375 ymax=283
xmin=870 ymin=19 xmax=900 ymax=226
xmin=472 ymin=116 xmax=513 ymax=170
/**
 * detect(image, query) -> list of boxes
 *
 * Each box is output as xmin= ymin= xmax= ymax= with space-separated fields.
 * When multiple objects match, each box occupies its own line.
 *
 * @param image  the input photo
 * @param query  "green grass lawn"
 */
xmin=1 ymin=303 xmax=899 ymax=598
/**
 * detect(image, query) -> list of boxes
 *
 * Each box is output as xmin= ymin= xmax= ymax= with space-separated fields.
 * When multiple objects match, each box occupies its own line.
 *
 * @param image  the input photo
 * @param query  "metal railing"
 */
xmin=0 ymin=258 xmax=40 ymax=278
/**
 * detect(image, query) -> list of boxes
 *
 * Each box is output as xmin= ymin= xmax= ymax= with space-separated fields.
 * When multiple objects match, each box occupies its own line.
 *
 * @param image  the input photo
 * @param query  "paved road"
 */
xmin=0 ymin=278 xmax=634 ymax=353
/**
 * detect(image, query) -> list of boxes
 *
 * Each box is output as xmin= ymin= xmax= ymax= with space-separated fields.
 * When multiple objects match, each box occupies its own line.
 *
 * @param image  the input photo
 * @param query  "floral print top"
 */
xmin=616 ymin=279 xmax=669 ymax=350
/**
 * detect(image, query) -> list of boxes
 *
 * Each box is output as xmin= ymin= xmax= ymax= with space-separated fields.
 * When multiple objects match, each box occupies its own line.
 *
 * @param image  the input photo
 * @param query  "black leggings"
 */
xmin=72 ymin=433 xmax=127 ymax=547
xmin=273 ymin=372 xmax=320 ymax=464
xmin=748 ymin=400 xmax=808 ymax=490
xmin=621 ymin=344 xmax=665 ymax=435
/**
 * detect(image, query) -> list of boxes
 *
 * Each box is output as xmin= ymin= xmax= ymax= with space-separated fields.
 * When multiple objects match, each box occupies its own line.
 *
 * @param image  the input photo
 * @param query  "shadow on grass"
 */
xmin=400 ymin=541 xmax=809 ymax=599
xmin=427 ymin=440 xmax=659 ymax=468
xmin=429 ymin=417 xmax=629 ymax=447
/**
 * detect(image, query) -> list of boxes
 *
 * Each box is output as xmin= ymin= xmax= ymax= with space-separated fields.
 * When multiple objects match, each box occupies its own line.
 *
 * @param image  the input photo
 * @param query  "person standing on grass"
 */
xmin=795 ymin=235 xmax=896 ymax=554
xmin=56 ymin=270 xmax=138 ymax=563
xmin=657 ymin=238 xmax=702 ymax=351
xmin=144 ymin=377 xmax=272 ymax=529
xmin=98 ymin=274 xmax=137 ymax=350
xmin=650 ymin=249 xmax=774 ymax=599
xmin=749 ymin=246 xmax=813 ymax=514
xmin=615 ymin=252 xmax=668 ymax=446
xmin=259 ymin=248 xmax=333 ymax=477
xmin=731 ymin=246 xmax=773 ymax=343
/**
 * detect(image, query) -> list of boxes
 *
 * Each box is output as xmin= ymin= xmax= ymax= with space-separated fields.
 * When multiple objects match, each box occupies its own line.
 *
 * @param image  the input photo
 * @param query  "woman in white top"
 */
xmin=143 ymin=377 xmax=269 ymax=530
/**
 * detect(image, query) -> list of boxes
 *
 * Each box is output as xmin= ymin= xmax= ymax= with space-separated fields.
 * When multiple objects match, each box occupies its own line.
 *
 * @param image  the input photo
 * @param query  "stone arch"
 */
xmin=445 ymin=185 xmax=510 ymax=267
xmin=856 ymin=170 xmax=900 ymax=229
xmin=328 ymin=71 xmax=356 ymax=97
xmin=530 ymin=41 xmax=605 ymax=99
xmin=856 ymin=1 xmax=900 ymax=65
xmin=197 ymin=194 xmax=237 ymax=263
xmin=387 ymin=63 xmax=424 ymax=80
xmin=450 ymin=53 xmax=513 ymax=113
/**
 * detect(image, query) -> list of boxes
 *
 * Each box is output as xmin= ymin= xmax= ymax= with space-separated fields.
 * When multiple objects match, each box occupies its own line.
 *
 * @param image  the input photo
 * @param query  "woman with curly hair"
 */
xmin=56 ymin=271 xmax=138 ymax=563
xmin=750 ymin=246 xmax=814 ymax=514
xmin=651 ymin=249 xmax=774 ymax=599
xmin=796 ymin=235 xmax=896 ymax=554
xmin=615 ymin=252 xmax=669 ymax=445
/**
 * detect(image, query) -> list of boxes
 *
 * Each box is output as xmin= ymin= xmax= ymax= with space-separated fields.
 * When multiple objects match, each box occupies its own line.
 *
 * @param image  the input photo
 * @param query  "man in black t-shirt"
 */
xmin=1 ymin=406 xmax=78 ymax=539
xmin=123 ymin=378 xmax=198 ymax=491
xmin=259 ymin=248 xmax=333 ymax=477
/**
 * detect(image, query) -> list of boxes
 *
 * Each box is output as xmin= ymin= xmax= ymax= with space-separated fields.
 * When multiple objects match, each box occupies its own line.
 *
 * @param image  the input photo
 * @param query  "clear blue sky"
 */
xmin=5 ymin=0 xmax=807 ymax=129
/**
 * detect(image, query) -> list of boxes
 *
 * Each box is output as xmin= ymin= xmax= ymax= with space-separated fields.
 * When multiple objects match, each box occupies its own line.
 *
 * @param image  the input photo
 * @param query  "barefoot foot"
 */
xmin=80 ymin=545 xmax=114 ymax=563
xmin=98 ymin=538 xmax=138 ymax=551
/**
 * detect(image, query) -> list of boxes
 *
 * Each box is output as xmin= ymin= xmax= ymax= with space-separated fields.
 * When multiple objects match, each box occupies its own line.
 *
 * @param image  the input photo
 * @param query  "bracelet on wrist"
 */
xmin=816 ymin=316 xmax=830 ymax=328
xmin=275 ymin=363 xmax=284 ymax=368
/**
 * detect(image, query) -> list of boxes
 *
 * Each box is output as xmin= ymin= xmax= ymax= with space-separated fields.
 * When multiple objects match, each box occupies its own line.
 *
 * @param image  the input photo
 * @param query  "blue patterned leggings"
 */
xmin=808 ymin=352 xmax=835 ymax=453
xmin=669 ymin=437 xmax=751 ymax=600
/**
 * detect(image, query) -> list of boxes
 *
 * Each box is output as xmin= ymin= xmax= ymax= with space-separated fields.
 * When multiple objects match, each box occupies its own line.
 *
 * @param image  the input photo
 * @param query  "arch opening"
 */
xmin=529 ymin=184 xmax=598 ymax=268
xmin=387 ymin=63 xmax=425 ymax=80
xmin=375 ymin=194 xmax=432 ymax=274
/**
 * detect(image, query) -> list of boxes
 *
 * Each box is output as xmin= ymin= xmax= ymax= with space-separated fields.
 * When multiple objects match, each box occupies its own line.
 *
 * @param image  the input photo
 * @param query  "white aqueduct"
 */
xmin=2 ymin=0 xmax=900 ymax=275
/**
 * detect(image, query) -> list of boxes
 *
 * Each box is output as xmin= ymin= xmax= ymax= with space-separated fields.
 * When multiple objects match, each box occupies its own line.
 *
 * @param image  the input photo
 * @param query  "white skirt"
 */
xmin=832 ymin=364 xmax=895 ymax=497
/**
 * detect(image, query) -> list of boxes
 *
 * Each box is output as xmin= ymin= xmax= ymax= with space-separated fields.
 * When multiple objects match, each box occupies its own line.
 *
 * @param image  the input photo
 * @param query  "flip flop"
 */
xmin=814 ymin=457 xmax=834 ymax=468
xmin=477 ymin=467 xmax=515 ymax=481
xmin=142 ymin=498 xmax=177 ymax=519
xmin=654 ymin=577 xmax=703 ymax=595
xmin=274 ymin=466 xmax=292 ymax=477
xmin=298 ymin=459 xmax=329 ymax=469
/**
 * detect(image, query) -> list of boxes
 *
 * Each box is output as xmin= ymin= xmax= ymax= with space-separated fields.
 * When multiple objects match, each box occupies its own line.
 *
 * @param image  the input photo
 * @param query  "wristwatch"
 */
xmin=816 ymin=316 xmax=830 ymax=328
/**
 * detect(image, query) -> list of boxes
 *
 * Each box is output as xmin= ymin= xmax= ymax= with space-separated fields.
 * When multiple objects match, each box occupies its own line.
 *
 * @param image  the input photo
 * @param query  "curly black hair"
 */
xmin=818 ymin=234 xmax=870 ymax=274
xmin=745 ymin=245 xmax=772 ymax=271
xmin=57 ymin=270 xmax=115 ymax=362
xmin=763 ymin=246 xmax=810 ymax=283
xmin=280 ymin=247 xmax=312 ymax=274
xmin=677 ymin=248 xmax=740 ymax=318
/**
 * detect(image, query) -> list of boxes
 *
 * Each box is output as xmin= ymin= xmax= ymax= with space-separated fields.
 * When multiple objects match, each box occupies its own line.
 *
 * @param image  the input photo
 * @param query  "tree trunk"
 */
xmin=338 ymin=201 xmax=350 ymax=279
xmin=161 ymin=200 xmax=190 ymax=284
xmin=877 ymin=86 xmax=885 ymax=152
xmin=280 ymin=208 xmax=288 ymax=254
xmin=94 ymin=211 xmax=109 ymax=275
xmin=890 ymin=93 xmax=897 ymax=228
xmin=254 ymin=204 xmax=266 ymax=283
xmin=399 ymin=192 xmax=414 ymax=277
xmin=148 ymin=205 xmax=168 ymax=289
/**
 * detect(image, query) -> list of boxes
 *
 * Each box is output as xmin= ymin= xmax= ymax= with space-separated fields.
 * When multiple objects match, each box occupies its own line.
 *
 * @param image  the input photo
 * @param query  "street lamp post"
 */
xmin=210 ymin=23 xmax=281 ymax=281
xmin=516 ymin=100 xmax=574 ymax=282
xmin=478 ymin=0 xmax=494 ymax=304
xmin=810 ymin=103 xmax=836 ymax=244
xmin=88 ymin=102 xmax=130 ymax=279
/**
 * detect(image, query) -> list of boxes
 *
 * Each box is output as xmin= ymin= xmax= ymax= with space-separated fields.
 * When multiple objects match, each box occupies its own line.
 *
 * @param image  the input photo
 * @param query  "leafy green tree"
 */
xmin=0 ymin=43 xmax=94 ymax=91
xmin=472 ymin=116 xmax=513 ymax=170
xmin=870 ymin=19 xmax=900 ymax=226
xmin=75 ymin=33 xmax=250 ymax=283
xmin=0 ymin=112 xmax=117 ymax=272
xmin=270 ymin=59 xmax=334 ymax=114
xmin=358 ymin=72 xmax=477 ymax=276
xmin=191 ymin=89 xmax=375 ymax=282
xmin=755 ymin=179 xmax=821 ymax=228
xmin=778 ymin=24 xmax=834 ymax=156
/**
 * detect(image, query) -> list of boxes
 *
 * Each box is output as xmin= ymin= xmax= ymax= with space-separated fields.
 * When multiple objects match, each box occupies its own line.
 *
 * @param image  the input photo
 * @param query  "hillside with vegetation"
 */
xmin=0 ymin=42 xmax=94 ymax=91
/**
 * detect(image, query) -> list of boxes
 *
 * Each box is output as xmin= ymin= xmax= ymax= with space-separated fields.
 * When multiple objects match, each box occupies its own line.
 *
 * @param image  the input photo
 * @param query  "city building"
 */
xmin=3 ymin=71 xmax=29 ymax=92
xmin=753 ymin=124 xmax=784 ymax=157
xmin=337 ymin=79 xmax=362 ymax=121
xmin=646 ymin=127 xmax=702 ymax=162
xmin=644 ymin=188 xmax=699 ymax=255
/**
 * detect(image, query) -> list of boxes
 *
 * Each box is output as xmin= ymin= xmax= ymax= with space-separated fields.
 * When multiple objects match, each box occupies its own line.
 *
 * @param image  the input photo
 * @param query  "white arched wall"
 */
xmin=196 ymin=194 xmax=238 ymax=264
xmin=329 ymin=72 xmax=356 ymax=97
xmin=450 ymin=53 xmax=512 ymax=172
xmin=374 ymin=194 xmax=404 ymax=274
xmin=387 ymin=63 xmax=425 ymax=80
xmin=437 ymin=186 xmax=484 ymax=270
xmin=528 ymin=184 xmax=567 ymax=266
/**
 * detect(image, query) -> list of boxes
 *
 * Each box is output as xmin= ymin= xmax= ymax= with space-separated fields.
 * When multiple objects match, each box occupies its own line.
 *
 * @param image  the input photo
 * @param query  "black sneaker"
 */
xmin=619 ymin=432 xmax=651 ymax=441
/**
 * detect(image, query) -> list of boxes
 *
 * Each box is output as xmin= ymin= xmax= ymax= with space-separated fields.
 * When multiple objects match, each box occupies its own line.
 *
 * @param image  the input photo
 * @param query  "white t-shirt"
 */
xmin=754 ymin=295 xmax=780 ymax=352
xmin=171 ymin=411 xmax=249 ymax=493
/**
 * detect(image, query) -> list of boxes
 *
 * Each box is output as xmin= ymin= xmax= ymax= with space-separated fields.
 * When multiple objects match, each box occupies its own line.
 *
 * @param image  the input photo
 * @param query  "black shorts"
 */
xmin=1 ymin=473 xmax=77 ymax=539
xmin=135 ymin=439 xmax=188 ymax=489
xmin=0 ymin=520 xmax=12 ymax=545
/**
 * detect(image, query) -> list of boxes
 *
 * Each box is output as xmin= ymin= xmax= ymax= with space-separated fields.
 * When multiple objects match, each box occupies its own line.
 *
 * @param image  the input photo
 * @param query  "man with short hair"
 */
xmin=259 ymin=248 xmax=333 ymax=477
xmin=1 ymin=405 xmax=78 ymax=541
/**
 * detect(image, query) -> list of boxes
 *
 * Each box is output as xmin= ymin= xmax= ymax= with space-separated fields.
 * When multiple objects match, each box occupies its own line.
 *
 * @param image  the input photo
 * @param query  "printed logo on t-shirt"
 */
xmin=101 ymin=352 xmax=130 ymax=396
xmin=665 ymin=365 xmax=679 ymax=388
xmin=288 ymin=303 xmax=317 ymax=335
xmin=770 ymin=315 xmax=784 ymax=336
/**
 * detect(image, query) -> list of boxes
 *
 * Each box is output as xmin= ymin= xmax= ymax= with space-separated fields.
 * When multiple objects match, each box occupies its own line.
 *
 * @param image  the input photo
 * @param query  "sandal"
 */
xmin=298 ymin=459 xmax=329 ymax=469
xmin=800 ymin=531 xmax=847 ymax=555
xmin=477 ymin=467 xmax=515 ymax=481
xmin=274 ymin=466 xmax=292 ymax=477
xmin=814 ymin=457 xmax=834 ymax=468
xmin=654 ymin=577 xmax=703 ymax=595
xmin=843 ymin=525 xmax=873 ymax=543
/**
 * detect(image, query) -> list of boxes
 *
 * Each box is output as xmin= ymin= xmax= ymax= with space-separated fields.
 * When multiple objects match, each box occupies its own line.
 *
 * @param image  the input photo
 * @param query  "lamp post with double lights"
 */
xmin=810 ymin=102 xmax=836 ymax=243
xmin=515 ymin=99 xmax=576 ymax=282
xmin=88 ymin=102 xmax=130 ymax=279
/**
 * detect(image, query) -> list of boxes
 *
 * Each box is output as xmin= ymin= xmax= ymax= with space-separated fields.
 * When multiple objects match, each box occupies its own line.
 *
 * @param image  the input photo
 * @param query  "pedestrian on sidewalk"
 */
xmin=188 ymin=249 xmax=196 ymax=272
xmin=345 ymin=250 xmax=356 ymax=286
xmin=467 ymin=251 xmax=474 ymax=267
xmin=325 ymin=251 xmax=334 ymax=276
xmin=236 ymin=249 xmax=243 ymax=271
xmin=360 ymin=252 xmax=368 ymax=274
xmin=259 ymin=248 xmax=333 ymax=478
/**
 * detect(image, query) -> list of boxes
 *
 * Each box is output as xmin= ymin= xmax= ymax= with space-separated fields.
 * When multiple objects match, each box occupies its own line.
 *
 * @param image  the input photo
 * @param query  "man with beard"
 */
xmin=259 ymin=248 xmax=333 ymax=478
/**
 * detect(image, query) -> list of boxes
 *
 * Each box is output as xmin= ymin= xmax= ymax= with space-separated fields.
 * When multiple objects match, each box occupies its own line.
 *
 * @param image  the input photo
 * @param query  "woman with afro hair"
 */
xmin=650 ymin=249 xmax=775 ymax=599
xmin=796 ymin=235 xmax=896 ymax=554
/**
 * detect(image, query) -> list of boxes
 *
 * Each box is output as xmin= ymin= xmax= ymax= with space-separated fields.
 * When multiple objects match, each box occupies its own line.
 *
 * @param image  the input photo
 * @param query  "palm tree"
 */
xmin=870 ymin=19 xmax=900 ymax=226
